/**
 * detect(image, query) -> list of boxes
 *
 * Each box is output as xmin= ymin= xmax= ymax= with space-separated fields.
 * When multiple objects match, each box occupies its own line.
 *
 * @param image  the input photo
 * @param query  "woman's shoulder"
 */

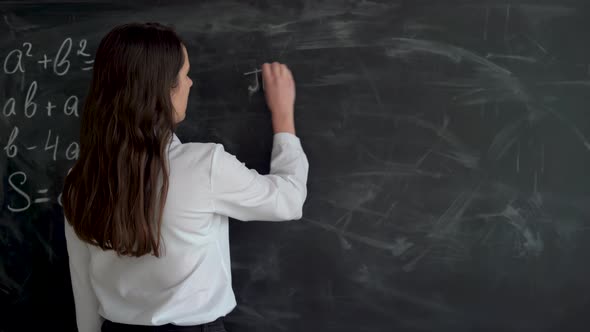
xmin=170 ymin=141 xmax=219 ymax=165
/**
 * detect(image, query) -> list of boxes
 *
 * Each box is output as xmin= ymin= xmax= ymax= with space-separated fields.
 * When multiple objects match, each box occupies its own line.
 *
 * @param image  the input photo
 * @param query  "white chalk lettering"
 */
xmin=2 ymin=97 xmax=16 ymax=117
xmin=24 ymin=80 xmax=38 ymax=118
xmin=65 ymin=142 xmax=79 ymax=160
xmin=3 ymin=48 xmax=25 ymax=74
xmin=4 ymin=126 xmax=19 ymax=158
xmin=54 ymin=38 xmax=72 ymax=76
xmin=44 ymin=130 xmax=59 ymax=161
xmin=8 ymin=172 xmax=31 ymax=213
xmin=63 ymin=95 xmax=78 ymax=117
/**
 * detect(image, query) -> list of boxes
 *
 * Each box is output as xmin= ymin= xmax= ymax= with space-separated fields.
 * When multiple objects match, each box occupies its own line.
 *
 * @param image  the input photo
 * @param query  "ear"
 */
xmin=170 ymin=82 xmax=179 ymax=96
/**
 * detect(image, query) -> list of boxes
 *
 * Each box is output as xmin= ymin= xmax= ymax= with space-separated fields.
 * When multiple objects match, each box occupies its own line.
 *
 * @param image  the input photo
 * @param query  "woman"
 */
xmin=63 ymin=22 xmax=308 ymax=332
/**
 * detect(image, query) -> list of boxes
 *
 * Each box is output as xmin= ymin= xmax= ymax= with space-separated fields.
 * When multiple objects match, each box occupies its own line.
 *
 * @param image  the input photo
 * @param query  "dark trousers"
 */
xmin=101 ymin=317 xmax=227 ymax=332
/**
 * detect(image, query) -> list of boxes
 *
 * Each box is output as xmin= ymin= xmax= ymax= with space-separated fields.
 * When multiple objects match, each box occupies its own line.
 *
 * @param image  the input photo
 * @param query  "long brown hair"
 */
xmin=62 ymin=23 xmax=185 ymax=257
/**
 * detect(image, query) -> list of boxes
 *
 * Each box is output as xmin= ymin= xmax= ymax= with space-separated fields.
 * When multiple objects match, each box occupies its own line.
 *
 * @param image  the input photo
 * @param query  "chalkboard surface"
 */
xmin=2 ymin=1 xmax=590 ymax=331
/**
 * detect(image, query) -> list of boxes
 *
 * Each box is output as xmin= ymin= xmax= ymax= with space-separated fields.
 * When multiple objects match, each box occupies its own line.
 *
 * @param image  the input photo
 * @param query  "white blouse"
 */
xmin=64 ymin=132 xmax=309 ymax=331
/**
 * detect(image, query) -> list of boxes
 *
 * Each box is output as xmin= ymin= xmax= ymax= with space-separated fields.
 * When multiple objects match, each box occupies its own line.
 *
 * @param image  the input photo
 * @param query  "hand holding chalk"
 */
xmin=262 ymin=62 xmax=296 ymax=135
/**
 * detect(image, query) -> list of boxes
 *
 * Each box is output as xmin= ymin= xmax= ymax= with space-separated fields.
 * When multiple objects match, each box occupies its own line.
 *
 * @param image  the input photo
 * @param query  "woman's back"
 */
xmin=66 ymin=122 xmax=307 ymax=330
xmin=73 ymin=138 xmax=231 ymax=325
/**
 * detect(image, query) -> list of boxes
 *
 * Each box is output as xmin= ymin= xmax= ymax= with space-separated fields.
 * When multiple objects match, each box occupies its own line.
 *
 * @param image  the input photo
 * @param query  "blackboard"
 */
xmin=2 ymin=1 xmax=590 ymax=331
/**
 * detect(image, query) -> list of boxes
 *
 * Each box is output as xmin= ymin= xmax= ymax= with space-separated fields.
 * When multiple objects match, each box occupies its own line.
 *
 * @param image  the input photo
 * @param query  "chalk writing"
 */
xmin=7 ymin=171 xmax=64 ymax=213
xmin=3 ymin=42 xmax=32 ymax=74
xmin=2 ymin=38 xmax=95 ymax=75
xmin=244 ymin=68 xmax=262 ymax=96
xmin=2 ymin=126 xmax=79 ymax=161
xmin=1 ymin=37 xmax=92 ymax=214
xmin=2 ymin=80 xmax=79 ymax=118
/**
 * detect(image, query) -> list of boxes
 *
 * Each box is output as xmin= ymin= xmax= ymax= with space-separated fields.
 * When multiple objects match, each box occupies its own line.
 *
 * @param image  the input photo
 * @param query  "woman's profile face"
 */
xmin=171 ymin=45 xmax=193 ymax=123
